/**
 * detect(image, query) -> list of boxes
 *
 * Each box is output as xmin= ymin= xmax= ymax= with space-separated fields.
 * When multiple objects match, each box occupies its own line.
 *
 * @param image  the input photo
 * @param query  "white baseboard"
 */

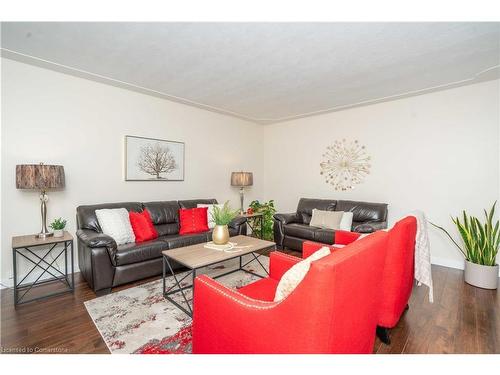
xmin=431 ymin=256 xmax=464 ymax=270
xmin=431 ymin=256 xmax=500 ymax=276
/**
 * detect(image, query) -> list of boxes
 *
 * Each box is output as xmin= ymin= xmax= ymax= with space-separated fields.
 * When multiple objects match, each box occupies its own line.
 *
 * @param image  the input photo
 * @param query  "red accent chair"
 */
xmin=376 ymin=216 xmax=417 ymax=344
xmin=302 ymin=217 xmax=418 ymax=344
xmin=192 ymin=232 xmax=389 ymax=354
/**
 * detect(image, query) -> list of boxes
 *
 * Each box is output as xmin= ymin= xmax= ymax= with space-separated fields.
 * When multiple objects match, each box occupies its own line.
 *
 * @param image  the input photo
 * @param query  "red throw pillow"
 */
xmin=179 ymin=207 xmax=209 ymax=235
xmin=334 ymin=230 xmax=361 ymax=245
xmin=129 ymin=209 xmax=158 ymax=243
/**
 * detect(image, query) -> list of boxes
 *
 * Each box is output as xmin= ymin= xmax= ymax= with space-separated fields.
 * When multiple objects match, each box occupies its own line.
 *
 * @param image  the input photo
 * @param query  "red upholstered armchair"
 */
xmin=376 ymin=216 xmax=417 ymax=344
xmin=192 ymin=232 xmax=389 ymax=354
xmin=302 ymin=217 xmax=418 ymax=345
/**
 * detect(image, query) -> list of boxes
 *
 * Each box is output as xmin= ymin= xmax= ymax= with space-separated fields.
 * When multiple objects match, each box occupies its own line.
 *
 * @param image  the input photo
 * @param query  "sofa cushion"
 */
xmin=284 ymin=223 xmax=318 ymax=241
xmin=95 ymin=208 xmax=136 ymax=245
xmin=76 ymin=202 xmax=142 ymax=232
xmin=314 ymin=228 xmax=335 ymax=244
xmin=274 ymin=246 xmax=331 ymax=301
xmin=162 ymin=232 xmax=210 ymax=249
xmin=309 ymin=209 xmax=343 ymax=230
xmin=129 ymin=209 xmax=158 ymax=243
xmin=155 ymin=223 xmax=180 ymax=237
xmin=114 ymin=239 xmax=167 ymax=266
xmin=179 ymin=207 xmax=209 ymax=235
xmin=143 ymin=201 xmax=180 ymax=225
xmin=296 ymin=198 xmax=337 ymax=224
xmin=179 ymin=199 xmax=217 ymax=209
xmin=335 ymin=200 xmax=388 ymax=223
xmin=339 ymin=212 xmax=354 ymax=231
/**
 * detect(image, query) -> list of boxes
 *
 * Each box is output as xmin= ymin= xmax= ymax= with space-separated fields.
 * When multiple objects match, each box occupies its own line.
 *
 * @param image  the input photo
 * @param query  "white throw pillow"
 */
xmin=339 ymin=212 xmax=354 ymax=231
xmin=309 ymin=209 xmax=344 ymax=230
xmin=197 ymin=204 xmax=224 ymax=229
xmin=274 ymin=247 xmax=331 ymax=301
xmin=95 ymin=208 xmax=135 ymax=245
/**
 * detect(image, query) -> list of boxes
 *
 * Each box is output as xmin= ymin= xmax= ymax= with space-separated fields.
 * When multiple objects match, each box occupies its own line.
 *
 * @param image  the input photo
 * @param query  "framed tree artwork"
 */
xmin=125 ymin=135 xmax=185 ymax=181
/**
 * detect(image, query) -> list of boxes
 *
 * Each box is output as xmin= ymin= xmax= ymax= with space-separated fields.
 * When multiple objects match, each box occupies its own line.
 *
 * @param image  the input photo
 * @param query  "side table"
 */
xmin=12 ymin=231 xmax=74 ymax=306
xmin=239 ymin=212 xmax=264 ymax=239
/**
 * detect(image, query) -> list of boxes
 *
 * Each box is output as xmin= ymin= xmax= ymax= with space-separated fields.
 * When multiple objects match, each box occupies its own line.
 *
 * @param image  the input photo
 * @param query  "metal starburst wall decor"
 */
xmin=320 ymin=139 xmax=371 ymax=191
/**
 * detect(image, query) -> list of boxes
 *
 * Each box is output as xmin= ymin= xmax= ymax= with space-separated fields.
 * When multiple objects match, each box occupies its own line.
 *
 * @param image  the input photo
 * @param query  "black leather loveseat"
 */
xmin=273 ymin=198 xmax=388 ymax=252
xmin=76 ymin=199 xmax=247 ymax=294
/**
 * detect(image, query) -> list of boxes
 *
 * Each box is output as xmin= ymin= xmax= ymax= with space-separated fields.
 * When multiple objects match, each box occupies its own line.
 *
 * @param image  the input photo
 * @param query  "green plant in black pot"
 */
xmin=248 ymin=200 xmax=276 ymax=241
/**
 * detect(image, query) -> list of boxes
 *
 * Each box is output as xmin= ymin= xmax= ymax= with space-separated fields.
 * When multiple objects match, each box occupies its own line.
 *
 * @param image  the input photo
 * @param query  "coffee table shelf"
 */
xmin=162 ymin=235 xmax=275 ymax=317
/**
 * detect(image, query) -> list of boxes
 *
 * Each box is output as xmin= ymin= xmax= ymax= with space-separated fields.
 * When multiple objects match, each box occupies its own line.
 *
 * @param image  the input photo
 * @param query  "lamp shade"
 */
xmin=16 ymin=164 xmax=65 ymax=190
xmin=231 ymin=171 xmax=253 ymax=187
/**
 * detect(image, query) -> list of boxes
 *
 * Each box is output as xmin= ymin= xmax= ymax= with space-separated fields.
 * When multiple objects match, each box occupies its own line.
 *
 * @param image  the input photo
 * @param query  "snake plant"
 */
xmin=432 ymin=202 xmax=500 ymax=266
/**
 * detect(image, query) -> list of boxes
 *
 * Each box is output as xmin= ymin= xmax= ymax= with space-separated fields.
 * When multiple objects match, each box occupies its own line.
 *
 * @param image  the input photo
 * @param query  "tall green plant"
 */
xmin=248 ymin=200 xmax=276 ymax=241
xmin=211 ymin=201 xmax=239 ymax=226
xmin=431 ymin=202 xmax=500 ymax=266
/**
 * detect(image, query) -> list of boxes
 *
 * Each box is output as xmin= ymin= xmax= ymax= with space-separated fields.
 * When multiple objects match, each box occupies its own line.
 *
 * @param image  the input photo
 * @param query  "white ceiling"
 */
xmin=2 ymin=22 xmax=500 ymax=124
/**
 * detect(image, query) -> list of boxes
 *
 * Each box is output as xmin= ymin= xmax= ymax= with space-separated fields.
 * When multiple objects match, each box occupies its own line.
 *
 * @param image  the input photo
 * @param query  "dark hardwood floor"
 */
xmin=1 ymin=249 xmax=499 ymax=354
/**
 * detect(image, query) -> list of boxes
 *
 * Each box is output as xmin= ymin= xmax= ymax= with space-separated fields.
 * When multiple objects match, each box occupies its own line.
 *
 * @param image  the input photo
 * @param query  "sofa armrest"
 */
xmin=273 ymin=213 xmax=299 ymax=224
xmin=353 ymin=221 xmax=387 ymax=233
xmin=302 ymin=241 xmax=336 ymax=258
xmin=273 ymin=213 xmax=299 ymax=249
xmin=77 ymin=229 xmax=117 ymax=250
xmin=229 ymin=216 xmax=247 ymax=229
xmin=269 ymin=251 xmax=301 ymax=280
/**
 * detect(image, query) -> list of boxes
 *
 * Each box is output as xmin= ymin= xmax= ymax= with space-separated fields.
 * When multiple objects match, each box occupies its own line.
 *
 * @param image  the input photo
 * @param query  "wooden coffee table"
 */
xmin=162 ymin=235 xmax=275 ymax=317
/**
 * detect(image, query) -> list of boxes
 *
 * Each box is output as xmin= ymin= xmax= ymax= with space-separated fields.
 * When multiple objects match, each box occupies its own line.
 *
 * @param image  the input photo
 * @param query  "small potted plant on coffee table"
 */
xmin=50 ymin=217 xmax=67 ymax=238
xmin=211 ymin=201 xmax=238 ymax=245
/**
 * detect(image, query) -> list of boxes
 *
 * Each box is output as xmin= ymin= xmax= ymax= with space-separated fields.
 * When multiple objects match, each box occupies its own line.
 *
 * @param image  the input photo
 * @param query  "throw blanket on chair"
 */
xmin=410 ymin=210 xmax=434 ymax=303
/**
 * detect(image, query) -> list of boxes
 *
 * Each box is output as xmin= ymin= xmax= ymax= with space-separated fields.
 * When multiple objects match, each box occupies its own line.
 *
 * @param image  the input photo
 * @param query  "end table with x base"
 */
xmin=12 ymin=231 xmax=74 ymax=306
xmin=162 ymin=235 xmax=275 ymax=317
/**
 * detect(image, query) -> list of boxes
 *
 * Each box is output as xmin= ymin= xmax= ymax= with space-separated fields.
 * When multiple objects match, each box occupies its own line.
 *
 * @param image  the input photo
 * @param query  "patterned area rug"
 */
xmin=84 ymin=254 xmax=269 ymax=354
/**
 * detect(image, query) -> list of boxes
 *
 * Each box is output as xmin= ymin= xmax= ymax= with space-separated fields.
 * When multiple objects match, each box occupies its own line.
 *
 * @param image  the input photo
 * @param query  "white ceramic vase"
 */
xmin=53 ymin=229 xmax=64 ymax=238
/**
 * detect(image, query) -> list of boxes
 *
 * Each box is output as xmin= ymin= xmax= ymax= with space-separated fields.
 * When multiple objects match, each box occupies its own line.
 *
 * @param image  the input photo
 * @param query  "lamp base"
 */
xmin=37 ymin=232 xmax=54 ymax=239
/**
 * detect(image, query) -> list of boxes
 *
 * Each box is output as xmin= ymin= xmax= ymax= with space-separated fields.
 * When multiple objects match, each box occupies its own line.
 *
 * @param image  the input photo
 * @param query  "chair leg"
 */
xmin=376 ymin=326 xmax=391 ymax=345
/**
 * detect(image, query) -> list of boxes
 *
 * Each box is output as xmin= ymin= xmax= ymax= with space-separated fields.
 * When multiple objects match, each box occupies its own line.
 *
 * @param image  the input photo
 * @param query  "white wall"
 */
xmin=263 ymin=80 xmax=500 ymax=270
xmin=1 ymin=58 xmax=264 ymax=286
xmin=2 ymin=57 xmax=499 ymax=288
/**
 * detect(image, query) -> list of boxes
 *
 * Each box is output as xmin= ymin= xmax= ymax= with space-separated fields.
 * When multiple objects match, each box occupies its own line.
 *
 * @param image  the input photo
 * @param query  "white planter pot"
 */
xmin=53 ymin=229 xmax=64 ymax=238
xmin=464 ymin=260 xmax=499 ymax=290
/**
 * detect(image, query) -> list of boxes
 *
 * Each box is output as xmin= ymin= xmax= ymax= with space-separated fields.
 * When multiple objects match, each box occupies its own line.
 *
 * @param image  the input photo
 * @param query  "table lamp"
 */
xmin=231 ymin=171 xmax=253 ymax=214
xmin=16 ymin=163 xmax=65 ymax=238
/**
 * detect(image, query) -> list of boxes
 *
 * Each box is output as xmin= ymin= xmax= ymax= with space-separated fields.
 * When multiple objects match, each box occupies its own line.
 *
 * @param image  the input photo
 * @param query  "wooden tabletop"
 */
xmin=12 ymin=231 xmax=73 ymax=249
xmin=238 ymin=212 xmax=263 ymax=218
xmin=162 ymin=235 xmax=275 ymax=269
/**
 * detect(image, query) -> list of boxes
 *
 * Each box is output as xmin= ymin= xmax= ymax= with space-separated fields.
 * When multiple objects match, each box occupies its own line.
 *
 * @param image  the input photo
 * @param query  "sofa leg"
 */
xmin=376 ymin=326 xmax=391 ymax=345
xmin=95 ymin=288 xmax=112 ymax=296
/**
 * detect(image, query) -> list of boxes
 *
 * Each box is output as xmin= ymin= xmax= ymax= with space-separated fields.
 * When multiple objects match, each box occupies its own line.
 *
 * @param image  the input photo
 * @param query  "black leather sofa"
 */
xmin=76 ymin=199 xmax=247 ymax=294
xmin=273 ymin=198 xmax=388 ymax=251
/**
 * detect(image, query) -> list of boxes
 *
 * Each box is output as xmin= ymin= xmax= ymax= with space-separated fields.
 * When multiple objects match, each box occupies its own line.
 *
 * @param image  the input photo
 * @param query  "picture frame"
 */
xmin=124 ymin=135 xmax=185 ymax=181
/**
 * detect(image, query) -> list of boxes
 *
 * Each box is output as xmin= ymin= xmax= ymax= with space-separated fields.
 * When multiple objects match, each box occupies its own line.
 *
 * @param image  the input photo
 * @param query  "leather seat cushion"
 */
xmin=238 ymin=277 xmax=279 ymax=302
xmin=314 ymin=228 xmax=335 ymax=244
xmin=296 ymin=198 xmax=337 ymax=225
xmin=284 ymin=223 xmax=318 ymax=241
xmin=162 ymin=232 xmax=210 ymax=249
xmin=143 ymin=201 xmax=180 ymax=225
xmin=114 ymin=239 xmax=168 ymax=266
xmin=335 ymin=200 xmax=388 ymax=222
